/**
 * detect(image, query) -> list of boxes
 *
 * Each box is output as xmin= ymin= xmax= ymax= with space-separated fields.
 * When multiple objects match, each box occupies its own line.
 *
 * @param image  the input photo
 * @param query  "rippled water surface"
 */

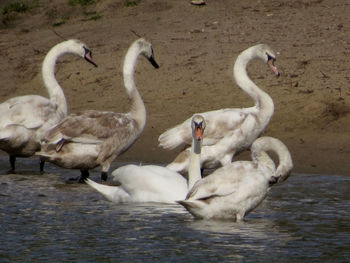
xmin=0 ymin=157 xmax=349 ymax=262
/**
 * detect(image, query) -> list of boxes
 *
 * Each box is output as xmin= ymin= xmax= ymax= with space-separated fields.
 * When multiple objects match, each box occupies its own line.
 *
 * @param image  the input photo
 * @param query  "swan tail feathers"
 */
xmin=177 ymin=200 xmax=200 ymax=211
xmin=85 ymin=178 xmax=129 ymax=203
xmin=177 ymin=200 xmax=206 ymax=219
xmin=0 ymin=131 xmax=10 ymax=141
xmin=0 ymin=125 xmax=29 ymax=141
xmin=34 ymin=149 xmax=58 ymax=162
xmin=35 ymin=151 xmax=50 ymax=158
xmin=35 ymin=141 xmax=60 ymax=158
xmin=177 ymin=200 xmax=197 ymax=208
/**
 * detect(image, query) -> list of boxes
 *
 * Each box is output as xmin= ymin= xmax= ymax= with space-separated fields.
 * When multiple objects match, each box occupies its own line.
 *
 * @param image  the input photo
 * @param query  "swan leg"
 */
xmin=101 ymin=171 xmax=108 ymax=181
xmin=67 ymin=170 xmax=89 ymax=183
xmin=40 ymin=159 xmax=45 ymax=174
xmin=9 ymin=155 xmax=16 ymax=172
xmin=78 ymin=170 xmax=89 ymax=183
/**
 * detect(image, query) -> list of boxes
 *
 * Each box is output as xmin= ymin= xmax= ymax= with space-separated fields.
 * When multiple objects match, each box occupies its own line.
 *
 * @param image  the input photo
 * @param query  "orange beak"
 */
xmin=267 ymin=59 xmax=280 ymax=77
xmin=195 ymin=126 xmax=203 ymax=141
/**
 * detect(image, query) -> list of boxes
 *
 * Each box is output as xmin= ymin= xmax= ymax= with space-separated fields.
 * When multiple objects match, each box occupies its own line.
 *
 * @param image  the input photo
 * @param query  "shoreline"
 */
xmin=0 ymin=0 xmax=349 ymax=176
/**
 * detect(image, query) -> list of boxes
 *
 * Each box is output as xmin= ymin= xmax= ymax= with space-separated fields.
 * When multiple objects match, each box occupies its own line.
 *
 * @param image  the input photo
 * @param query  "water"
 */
xmin=0 ymin=157 xmax=349 ymax=262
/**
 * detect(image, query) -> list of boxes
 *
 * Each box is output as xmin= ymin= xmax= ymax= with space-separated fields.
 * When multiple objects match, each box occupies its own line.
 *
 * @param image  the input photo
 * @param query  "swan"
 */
xmin=178 ymin=136 xmax=293 ymax=221
xmin=37 ymin=38 xmax=159 ymax=182
xmin=158 ymin=44 xmax=280 ymax=173
xmin=85 ymin=115 xmax=206 ymax=204
xmin=0 ymin=39 xmax=97 ymax=172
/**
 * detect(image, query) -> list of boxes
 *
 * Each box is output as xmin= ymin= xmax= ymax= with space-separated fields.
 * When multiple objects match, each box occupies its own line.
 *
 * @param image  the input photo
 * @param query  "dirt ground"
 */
xmin=0 ymin=0 xmax=350 ymax=175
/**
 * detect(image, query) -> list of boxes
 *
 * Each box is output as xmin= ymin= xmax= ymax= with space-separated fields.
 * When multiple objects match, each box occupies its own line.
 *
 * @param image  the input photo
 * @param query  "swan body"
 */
xmin=0 ymin=39 xmax=96 ymax=172
xmin=37 ymin=39 xmax=159 ymax=182
xmin=86 ymin=165 xmax=188 ymax=204
xmin=86 ymin=115 xmax=206 ymax=203
xmin=178 ymin=136 xmax=293 ymax=221
xmin=158 ymin=44 xmax=280 ymax=173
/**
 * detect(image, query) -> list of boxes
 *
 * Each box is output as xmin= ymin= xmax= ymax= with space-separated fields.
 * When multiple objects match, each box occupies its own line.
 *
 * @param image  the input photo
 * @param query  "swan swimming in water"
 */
xmin=158 ymin=44 xmax=280 ymax=174
xmin=37 ymin=38 xmax=159 ymax=182
xmin=178 ymin=136 xmax=293 ymax=221
xmin=85 ymin=115 xmax=206 ymax=204
xmin=0 ymin=39 xmax=97 ymax=172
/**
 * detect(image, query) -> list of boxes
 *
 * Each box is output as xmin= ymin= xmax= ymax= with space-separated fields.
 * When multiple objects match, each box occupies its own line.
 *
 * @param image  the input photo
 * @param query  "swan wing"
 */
xmin=112 ymin=164 xmax=187 ymax=193
xmin=45 ymin=110 xmax=137 ymax=145
xmin=85 ymin=178 xmax=130 ymax=203
xmin=158 ymin=108 xmax=257 ymax=149
xmin=111 ymin=164 xmax=188 ymax=202
xmin=186 ymin=161 xmax=258 ymax=201
xmin=0 ymin=95 xmax=58 ymax=130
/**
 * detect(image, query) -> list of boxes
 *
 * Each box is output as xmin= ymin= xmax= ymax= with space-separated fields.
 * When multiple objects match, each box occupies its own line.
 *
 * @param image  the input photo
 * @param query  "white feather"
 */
xmin=0 ymin=39 xmax=95 ymax=170
xmin=37 ymin=39 xmax=159 ymax=180
xmin=86 ymin=116 xmax=206 ymax=204
xmin=159 ymin=44 xmax=279 ymax=173
xmin=178 ymin=137 xmax=293 ymax=221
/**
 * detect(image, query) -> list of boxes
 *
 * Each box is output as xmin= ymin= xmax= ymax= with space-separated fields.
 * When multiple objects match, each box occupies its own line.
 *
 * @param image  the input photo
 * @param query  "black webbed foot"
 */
xmin=67 ymin=170 xmax=89 ymax=184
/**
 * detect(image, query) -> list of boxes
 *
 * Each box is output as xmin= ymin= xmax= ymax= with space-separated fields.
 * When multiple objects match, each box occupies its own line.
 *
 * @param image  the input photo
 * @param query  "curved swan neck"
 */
xmin=42 ymin=42 xmax=70 ymax=117
xmin=251 ymin=137 xmax=293 ymax=181
xmin=233 ymin=46 xmax=274 ymax=118
xmin=273 ymin=142 xmax=293 ymax=183
xmin=188 ymin=138 xmax=202 ymax=189
xmin=123 ymin=42 xmax=147 ymax=131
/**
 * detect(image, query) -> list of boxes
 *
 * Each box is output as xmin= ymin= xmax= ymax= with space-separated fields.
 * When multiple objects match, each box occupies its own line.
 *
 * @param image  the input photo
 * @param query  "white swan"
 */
xmin=37 ymin=38 xmax=159 ymax=182
xmin=0 ymin=39 xmax=97 ymax=172
xmin=85 ymin=115 xmax=206 ymax=203
xmin=158 ymin=44 xmax=280 ymax=173
xmin=178 ymin=136 xmax=293 ymax=221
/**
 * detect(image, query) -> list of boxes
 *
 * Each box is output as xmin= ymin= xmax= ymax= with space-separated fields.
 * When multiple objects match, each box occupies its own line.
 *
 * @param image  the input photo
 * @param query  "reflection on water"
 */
xmin=0 ymin=157 xmax=349 ymax=262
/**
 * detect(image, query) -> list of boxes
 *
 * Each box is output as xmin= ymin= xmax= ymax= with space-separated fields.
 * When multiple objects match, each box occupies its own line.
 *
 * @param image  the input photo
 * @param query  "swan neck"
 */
xmin=42 ymin=43 xmax=69 ymax=117
xmin=252 ymin=138 xmax=293 ymax=181
xmin=233 ymin=48 xmax=274 ymax=118
xmin=274 ymin=145 xmax=293 ymax=182
xmin=123 ymin=44 xmax=146 ymax=131
xmin=188 ymin=139 xmax=202 ymax=189
xmin=254 ymin=151 xmax=276 ymax=172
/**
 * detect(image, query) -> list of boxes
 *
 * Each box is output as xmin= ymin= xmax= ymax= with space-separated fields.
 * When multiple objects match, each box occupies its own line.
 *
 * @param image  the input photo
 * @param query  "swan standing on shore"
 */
xmin=159 ymin=44 xmax=280 ymax=173
xmin=0 ymin=39 xmax=97 ymax=172
xmin=37 ymin=38 xmax=159 ymax=182
xmin=86 ymin=115 xmax=206 ymax=204
xmin=178 ymin=136 xmax=293 ymax=221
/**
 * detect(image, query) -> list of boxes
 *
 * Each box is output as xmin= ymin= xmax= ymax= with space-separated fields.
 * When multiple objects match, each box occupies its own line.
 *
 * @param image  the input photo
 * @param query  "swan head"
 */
xmin=63 ymin=39 xmax=97 ymax=67
xmin=134 ymin=38 xmax=159 ymax=69
xmin=191 ymin=115 xmax=206 ymax=154
xmin=274 ymin=162 xmax=293 ymax=184
xmin=255 ymin=44 xmax=280 ymax=77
